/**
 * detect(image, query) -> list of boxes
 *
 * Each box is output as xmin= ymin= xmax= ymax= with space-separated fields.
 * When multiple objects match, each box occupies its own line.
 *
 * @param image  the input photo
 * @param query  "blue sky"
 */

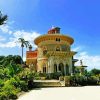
xmin=0 ymin=0 xmax=100 ymax=70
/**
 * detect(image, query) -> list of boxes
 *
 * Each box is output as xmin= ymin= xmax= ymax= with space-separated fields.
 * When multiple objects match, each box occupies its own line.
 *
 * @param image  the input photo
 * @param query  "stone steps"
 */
xmin=33 ymin=81 xmax=62 ymax=87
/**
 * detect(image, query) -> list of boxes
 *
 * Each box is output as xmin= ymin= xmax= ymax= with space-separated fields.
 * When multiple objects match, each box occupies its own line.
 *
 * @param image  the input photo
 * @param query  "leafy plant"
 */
xmin=1 ymin=80 xmax=20 ymax=99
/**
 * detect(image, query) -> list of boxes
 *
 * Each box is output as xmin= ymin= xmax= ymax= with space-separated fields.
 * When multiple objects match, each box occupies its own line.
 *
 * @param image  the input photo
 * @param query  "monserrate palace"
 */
xmin=26 ymin=27 xmax=77 ymax=75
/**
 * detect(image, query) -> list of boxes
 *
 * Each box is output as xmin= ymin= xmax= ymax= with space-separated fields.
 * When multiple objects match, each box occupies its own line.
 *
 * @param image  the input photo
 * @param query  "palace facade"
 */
xmin=26 ymin=27 xmax=77 ymax=75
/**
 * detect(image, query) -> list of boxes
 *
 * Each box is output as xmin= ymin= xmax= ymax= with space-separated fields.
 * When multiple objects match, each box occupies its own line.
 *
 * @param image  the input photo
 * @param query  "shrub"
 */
xmin=0 ymin=79 xmax=4 ymax=88
xmin=77 ymin=76 xmax=87 ymax=86
xmin=70 ymin=75 xmax=77 ymax=86
xmin=27 ymin=72 xmax=34 ymax=81
xmin=19 ymin=81 xmax=28 ymax=92
xmin=34 ymin=77 xmax=41 ymax=80
xmin=27 ymin=73 xmax=34 ymax=90
xmin=69 ymin=75 xmax=99 ymax=86
xmin=50 ymin=72 xmax=62 ymax=79
xmin=33 ymin=72 xmax=40 ymax=77
xmin=0 ymin=92 xmax=8 ymax=100
xmin=1 ymin=80 xmax=20 ymax=99
xmin=86 ymin=76 xmax=98 ymax=85
xmin=39 ymin=73 xmax=47 ymax=77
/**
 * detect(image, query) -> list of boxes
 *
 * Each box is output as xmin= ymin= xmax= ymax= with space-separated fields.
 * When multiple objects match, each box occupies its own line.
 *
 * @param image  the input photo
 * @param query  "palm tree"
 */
xmin=18 ymin=38 xmax=30 ymax=64
xmin=0 ymin=11 xmax=7 ymax=25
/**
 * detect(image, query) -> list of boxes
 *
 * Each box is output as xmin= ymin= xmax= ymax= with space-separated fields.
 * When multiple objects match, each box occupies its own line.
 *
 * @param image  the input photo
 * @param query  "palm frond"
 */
xmin=24 ymin=41 xmax=30 ymax=48
xmin=18 ymin=38 xmax=30 ymax=48
xmin=18 ymin=38 xmax=24 ymax=41
xmin=0 ymin=11 xmax=7 ymax=25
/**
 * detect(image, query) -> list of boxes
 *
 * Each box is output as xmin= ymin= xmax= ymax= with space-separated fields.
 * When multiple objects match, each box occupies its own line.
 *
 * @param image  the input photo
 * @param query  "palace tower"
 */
xmin=26 ymin=27 xmax=77 ymax=75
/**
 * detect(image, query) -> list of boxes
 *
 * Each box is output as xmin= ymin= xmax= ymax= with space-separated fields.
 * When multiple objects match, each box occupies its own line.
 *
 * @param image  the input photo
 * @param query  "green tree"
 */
xmin=8 ymin=62 xmax=22 ymax=77
xmin=0 ymin=55 xmax=22 ymax=67
xmin=18 ymin=38 xmax=30 ymax=63
xmin=90 ymin=68 xmax=100 ymax=75
xmin=0 ymin=11 xmax=7 ymax=25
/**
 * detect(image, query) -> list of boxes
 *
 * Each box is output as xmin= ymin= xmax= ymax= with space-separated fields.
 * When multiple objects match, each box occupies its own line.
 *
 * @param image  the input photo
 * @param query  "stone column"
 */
xmin=49 ymin=58 xmax=52 ymax=73
xmin=69 ymin=58 xmax=73 ymax=75
xmin=57 ymin=63 xmax=59 ymax=72
xmin=46 ymin=63 xmax=48 ymax=73
xmin=64 ymin=64 xmax=66 ymax=76
xmin=48 ymin=61 xmax=50 ymax=73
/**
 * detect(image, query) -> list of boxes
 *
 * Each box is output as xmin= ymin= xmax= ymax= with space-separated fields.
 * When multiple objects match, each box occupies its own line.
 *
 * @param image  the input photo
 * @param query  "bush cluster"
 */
xmin=34 ymin=72 xmax=62 ymax=80
xmin=69 ymin=75 xmax=99 ymax=86
xmin=0 ymin=55 xmax=35 ymax=99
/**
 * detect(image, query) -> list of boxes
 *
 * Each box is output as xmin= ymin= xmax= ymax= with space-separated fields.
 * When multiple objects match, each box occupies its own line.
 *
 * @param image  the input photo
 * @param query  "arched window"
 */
xmin=43 ymin=64 xmax=46 ymax=73
xmin=59 ymin=63 xmax=64 ymax=75
xmin=43 ymin=46 xmax=47 ymax=55
xmin=56 ymin=38 xmax=60 ymax=42
xmin=56 ymin=46 xmax=60 ymax=51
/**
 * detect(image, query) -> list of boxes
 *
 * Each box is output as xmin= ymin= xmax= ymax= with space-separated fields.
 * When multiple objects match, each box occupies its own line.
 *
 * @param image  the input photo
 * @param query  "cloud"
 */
xmin=13 ymin=30 xmax=40 ymax=48
xmin=74 ymin=50 xmax=100 ymax=70
xmin=72 ymin=46 xmax=85 ymax=51
xmin=13 ymin=30 xmax=40 ymax=42
xmin=72 ymin=46 xmax=81 ymax=51
xmin=0 ymin=41 xmax=16 ymax=48
xmin=0 ymin=24 xmax=12 ymax=34
xmin=0 ymin=36 xmax=6 ymax=41
xmin=12 ymin=30 xmax=40 ymax=48
xmin=0 ymin=24 xmax=41 ymax=48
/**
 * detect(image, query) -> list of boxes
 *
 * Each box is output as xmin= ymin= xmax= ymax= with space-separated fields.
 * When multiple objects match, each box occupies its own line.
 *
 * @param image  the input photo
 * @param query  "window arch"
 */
xmin=56 ymin=38 xmax=60 ymax=42
xmin=56 ymin=46 xmax=60 ymax=51
xmin=59 ymin=63 xmax=64 ymax=75
xmin=43 ymin=46 xmax=47 ymax=55
xmin=43 ymin=64 xmax=46 ymax=73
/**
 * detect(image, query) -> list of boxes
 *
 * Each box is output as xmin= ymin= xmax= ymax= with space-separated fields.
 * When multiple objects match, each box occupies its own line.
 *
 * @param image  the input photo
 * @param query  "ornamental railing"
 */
xmin=46 ymin=51 xmax=77 ymax=57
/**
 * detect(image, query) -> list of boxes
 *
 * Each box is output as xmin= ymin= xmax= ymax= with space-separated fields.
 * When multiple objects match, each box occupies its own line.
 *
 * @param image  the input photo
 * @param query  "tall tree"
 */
xmin=18 ymin=38 xmax=30 ymax=63
xmin=0 ymin=11 xmax=7 ymax=25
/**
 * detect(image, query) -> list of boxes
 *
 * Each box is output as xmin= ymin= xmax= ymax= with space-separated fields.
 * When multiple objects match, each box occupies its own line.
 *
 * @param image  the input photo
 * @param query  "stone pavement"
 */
xmin=18 ymin=86 xmax=100 ymax=100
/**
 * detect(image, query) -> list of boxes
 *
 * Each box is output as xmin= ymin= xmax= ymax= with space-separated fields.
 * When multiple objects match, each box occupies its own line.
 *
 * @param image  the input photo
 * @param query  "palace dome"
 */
xmin=34 ymin=27 xmax=74 ymax=45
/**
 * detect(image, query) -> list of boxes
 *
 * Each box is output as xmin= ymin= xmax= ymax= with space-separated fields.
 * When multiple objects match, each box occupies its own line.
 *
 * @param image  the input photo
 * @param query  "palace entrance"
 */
xmin=59 ymin=63 xmax=64 ymax=75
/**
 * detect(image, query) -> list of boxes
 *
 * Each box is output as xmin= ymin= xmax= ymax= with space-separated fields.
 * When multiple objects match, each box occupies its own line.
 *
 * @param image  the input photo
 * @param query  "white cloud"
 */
xmin=0 ymin=24 xmax=12 ymax=34
xmin=13 ymin=30 xmax=40 ymax=41
xmin=72 ymin=46 xmax=85 ymax=51
xmin=75 ymin=51 xmax=100 ymax=70
xmin=0 ymin=24 xmax=41 ymax=48
xmin=0 ymin=41 xmax=16 ymax=48
xmin=72 ymin=46 xmax=81 ymax=51
xmin=13 ymin=30 xmax=40 ymax=48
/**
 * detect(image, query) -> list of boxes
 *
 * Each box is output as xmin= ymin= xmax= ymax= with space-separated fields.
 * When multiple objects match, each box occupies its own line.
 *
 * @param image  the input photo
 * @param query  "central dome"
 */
xmin=34 ymin=27 xmax=74 ymax=45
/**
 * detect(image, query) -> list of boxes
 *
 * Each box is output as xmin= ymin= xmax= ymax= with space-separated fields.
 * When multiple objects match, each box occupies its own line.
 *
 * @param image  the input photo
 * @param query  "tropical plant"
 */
xmin=1 ymin=80 xmax=20 ymax=99
xmin=0 ymin=11 xmax=7 ymax=25
xmin=18 ymin=38 xmax=30 ymax=63
xmin=8 ymin=63 xmax=22 ymax=77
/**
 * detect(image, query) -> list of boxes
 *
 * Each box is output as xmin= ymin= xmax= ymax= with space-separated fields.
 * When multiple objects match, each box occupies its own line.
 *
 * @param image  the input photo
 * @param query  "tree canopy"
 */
xmin=90 ymin=68 xmax=100 ymax=75
xmin=0 ymin=55 xmax=22 ymax=67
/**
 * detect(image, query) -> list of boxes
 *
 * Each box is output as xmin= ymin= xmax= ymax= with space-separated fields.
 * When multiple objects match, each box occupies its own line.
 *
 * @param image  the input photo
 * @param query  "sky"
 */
xmin=0 ymin=0 xmax=100 ymax=70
